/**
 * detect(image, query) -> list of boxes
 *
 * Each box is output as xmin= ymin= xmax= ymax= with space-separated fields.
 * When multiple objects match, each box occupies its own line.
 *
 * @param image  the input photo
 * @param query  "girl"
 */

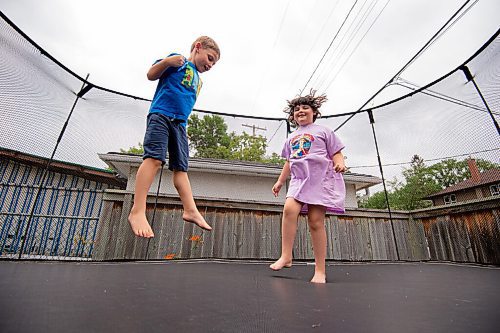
xmin=270 ymin=90 xmax=346 ymax=283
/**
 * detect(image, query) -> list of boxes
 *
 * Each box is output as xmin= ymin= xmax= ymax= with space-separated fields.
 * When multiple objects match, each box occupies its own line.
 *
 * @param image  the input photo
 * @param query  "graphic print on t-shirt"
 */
xmin=290 ymin=133 xmax=315 ymax=159
xmin=181 ymin=64 xmax=202 ymax=96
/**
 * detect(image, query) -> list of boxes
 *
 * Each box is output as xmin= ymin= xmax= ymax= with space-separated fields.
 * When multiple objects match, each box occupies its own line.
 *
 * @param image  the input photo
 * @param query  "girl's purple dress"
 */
xmin=282 ymin=123 xmax=346 ymax=213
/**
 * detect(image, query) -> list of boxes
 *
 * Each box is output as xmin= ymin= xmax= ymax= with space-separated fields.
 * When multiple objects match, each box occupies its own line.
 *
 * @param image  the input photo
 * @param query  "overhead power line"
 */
xmin=322 ymin=0 xmax=391 ymax=91
xmin=300 ymin=0 xmax=359 ymax=94
xmin=242 ymin=123 xmax=266 ymax=136
xmin=287 ymin=0 xmax=340 ymax=92
xmin=311 ymin=0 xmax=378 ymax=90
xmin=333 ymin=0 xmax=474 ymax=131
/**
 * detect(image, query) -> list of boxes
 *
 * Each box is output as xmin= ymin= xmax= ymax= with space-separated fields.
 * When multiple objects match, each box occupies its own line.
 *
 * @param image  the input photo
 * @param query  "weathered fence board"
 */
xmin=407 ymin=216 xmax=429 ymax=261
xmin=269 ymin=213 xmax=281 ymax=259
xmin=336 ymin=216 xmax=350 ymax=260
xmin=368 ymin=218 xmax=386 ymax=260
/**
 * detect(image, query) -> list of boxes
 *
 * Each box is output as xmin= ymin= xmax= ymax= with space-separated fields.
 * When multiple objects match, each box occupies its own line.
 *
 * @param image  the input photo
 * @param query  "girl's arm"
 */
xmin=332 ymin=151 xmax=347 ymax=173
xmin=272 ymin=161 xmax=290 ymax=197
xmin=147 ymin=55 xmax=185 ymax=81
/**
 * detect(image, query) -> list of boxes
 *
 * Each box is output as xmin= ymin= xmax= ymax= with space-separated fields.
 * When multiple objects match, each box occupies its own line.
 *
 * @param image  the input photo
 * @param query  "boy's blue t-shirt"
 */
xmin=148 ymin=53 xmax=202 ymax=125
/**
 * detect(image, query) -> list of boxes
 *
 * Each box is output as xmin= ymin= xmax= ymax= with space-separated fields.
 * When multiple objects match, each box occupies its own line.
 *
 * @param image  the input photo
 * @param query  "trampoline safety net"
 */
xmin=0 ymin=12 xmax=499 ymax=263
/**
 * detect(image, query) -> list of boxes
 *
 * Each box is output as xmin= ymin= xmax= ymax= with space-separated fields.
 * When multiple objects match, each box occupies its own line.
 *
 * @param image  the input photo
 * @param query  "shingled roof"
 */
xmin=0 ymin=147 xmax=126 ymax=188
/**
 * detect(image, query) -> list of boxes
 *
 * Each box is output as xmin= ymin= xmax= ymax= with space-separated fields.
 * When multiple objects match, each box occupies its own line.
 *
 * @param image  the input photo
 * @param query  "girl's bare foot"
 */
xmin=128 ymin=211 xmax=154 ymax=238
xmin=310 ymin=273 xmax=326 ymax=284
xmin=270 ymin=257 xmax=292 ymax=271
xmin=183 ymin=211 xmax=212 ymax=231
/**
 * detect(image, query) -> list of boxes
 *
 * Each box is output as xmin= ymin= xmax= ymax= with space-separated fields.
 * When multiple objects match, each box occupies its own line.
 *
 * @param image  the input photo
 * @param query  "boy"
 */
xmin=129 ymin=36 xmax=220 ymax=238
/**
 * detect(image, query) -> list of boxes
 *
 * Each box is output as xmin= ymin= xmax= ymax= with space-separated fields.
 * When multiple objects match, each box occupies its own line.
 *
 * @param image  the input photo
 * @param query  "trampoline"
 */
xmin=1 ymin=260 xmax=499 ymax=332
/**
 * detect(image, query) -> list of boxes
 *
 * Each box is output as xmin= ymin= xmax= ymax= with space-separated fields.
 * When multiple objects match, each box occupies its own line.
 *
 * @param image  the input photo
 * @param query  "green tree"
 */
xmin=427 ymin=158 xmax=498 ymax=188
xmin=359 ymin=155 xmax=437 ymax=210
xmin=188 ymin=113 xmax=281 ymax=163
xmin=262 ymin=152 xmax=286 ymax=166
xmin=358 ymin=190 xmax=392 ymax=209
xmin=120 ymin=142 xmax=144 ymax=155
xmin=388 ymin=155 xmax=440 ymax=210
xmin=229 ymin=132 xmax=267 ymax=162
xmin=187 ymin=113 xmax=232 ymax=159
xmin=359 ymin=155 xmax=499 ymax=210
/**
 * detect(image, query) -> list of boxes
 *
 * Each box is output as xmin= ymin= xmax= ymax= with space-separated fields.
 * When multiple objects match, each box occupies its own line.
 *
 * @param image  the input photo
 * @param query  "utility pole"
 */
xmin=242 ymin=123 xmax=266 ymax=136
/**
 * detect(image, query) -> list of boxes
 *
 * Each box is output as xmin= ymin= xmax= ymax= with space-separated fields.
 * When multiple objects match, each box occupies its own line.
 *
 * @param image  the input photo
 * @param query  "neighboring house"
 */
xmin=99 ymin=152 xmax=382 ymax=209
xmin=0 ymin=147 xmax=125 ymax=258
xmin=425 ymin=159 xmax=500 ymax=206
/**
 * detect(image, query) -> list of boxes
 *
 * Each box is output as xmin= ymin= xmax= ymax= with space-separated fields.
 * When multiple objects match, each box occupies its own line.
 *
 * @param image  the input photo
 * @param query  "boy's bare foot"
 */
xmin=269 ymin=258 xmax=292 ymax=271
xmin=310 ymin=273 xmax=326 ymax=284
xmin=183 ymin=210 xmax=212 ymax=231
xmin=128 ymin=212 xmax=155 ymax=238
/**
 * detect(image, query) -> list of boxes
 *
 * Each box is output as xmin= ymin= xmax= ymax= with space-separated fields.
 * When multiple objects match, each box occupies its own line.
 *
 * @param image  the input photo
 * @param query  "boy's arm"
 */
xmin=332 ymin=151 xmax=347 ymax=173
xmin=147 ymin=55 xmax=185 ymax=81
xmin=272 ymin=161 xmax=290 ymax=197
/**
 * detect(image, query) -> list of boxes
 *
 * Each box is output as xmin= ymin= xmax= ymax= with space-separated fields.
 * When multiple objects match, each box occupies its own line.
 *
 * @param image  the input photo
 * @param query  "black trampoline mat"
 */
xmin=1 ymin=260 xmax=499 ymax=333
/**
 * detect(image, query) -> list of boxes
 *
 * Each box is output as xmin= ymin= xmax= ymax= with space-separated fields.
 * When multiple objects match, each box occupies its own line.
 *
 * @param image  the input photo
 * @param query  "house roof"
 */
xmin=426 ymin=169 xmax=500 ymax=198
xmin=99 ymin=152 xmax=382 ymax=191
xmin=0 ymin=147 xmax=126 ymax=188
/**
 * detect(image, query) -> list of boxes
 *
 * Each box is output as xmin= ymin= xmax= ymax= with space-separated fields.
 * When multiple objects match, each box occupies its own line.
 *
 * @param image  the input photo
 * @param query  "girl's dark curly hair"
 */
xmin=284 ymin=89 xmax=328 ymax=126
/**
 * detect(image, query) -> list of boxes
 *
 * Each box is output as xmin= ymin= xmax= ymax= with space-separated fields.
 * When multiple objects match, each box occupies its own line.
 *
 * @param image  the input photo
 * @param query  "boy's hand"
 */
xmin=272 ymin=181 xmax=283 ymax=197
xmin=168 ymin=55 xmax=185 ymax=67
xmin=147 ymin=55 xmax=185 ymax=80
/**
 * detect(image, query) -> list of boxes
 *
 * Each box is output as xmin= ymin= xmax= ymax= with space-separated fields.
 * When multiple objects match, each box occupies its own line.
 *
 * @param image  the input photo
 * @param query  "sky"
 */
xmin=1 ymin=0 xmax=499 ymax=119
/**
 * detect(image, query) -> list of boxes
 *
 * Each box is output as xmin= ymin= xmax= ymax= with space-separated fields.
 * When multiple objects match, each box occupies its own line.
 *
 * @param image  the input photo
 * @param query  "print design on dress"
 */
xmin=290 ymin=133 xmax=315 ymax=159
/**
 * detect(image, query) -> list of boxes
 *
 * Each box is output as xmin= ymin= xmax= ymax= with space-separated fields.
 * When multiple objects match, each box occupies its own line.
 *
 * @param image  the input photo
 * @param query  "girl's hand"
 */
xmin=272 ymin=181 xmax=283 ymax=197
xmin=332 ymin=152 xmax=347 ymax=173
xmin=333 ymin=162 xmax=347 ymax=173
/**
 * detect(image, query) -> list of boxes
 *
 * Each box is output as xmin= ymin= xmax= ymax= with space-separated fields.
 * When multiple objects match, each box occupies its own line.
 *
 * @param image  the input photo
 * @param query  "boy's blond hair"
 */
xmin=191 ymin=36 xmax=220 ymax=59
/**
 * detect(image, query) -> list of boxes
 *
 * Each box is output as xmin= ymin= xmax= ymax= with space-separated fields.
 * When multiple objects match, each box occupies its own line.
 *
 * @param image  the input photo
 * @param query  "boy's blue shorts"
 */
xmin=143 ymin=113 xmax=189 ymax=172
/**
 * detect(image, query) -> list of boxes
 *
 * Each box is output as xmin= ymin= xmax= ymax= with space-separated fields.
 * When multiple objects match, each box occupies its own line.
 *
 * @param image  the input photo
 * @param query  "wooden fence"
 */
xmin=413 ymin=197 xmax=500 ymax=264
xmin=92 ymin=190 xmax=430 ymax=262
xmin=93 ymin=191 xmax=500 ymax=264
